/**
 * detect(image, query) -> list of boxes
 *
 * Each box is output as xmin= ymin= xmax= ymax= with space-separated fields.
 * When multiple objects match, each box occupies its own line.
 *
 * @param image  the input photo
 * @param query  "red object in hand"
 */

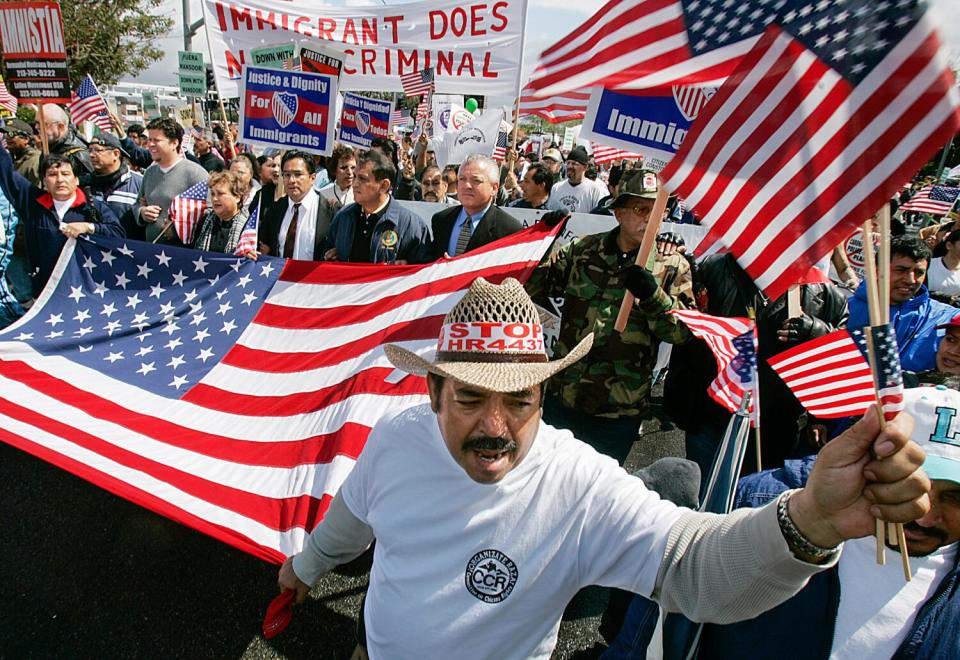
xmin=262 ymin=589 xmax=296 ymax=639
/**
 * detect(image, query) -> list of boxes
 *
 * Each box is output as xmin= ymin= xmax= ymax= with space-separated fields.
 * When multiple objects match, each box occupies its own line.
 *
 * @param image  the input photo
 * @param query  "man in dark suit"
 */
xmin=258 ymin=150 xmax=337 ymax=260
xmin=429 ymin=154 xmax=523 ymax=261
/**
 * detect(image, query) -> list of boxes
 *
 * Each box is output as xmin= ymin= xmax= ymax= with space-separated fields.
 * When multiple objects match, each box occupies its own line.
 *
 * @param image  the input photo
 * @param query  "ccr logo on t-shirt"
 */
xmin=465 ymin=549 xmax=518 ymax=604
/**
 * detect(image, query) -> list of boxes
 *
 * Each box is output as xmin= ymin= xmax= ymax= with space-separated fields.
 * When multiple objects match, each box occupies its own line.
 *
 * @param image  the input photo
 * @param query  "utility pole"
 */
xmin=182 ymin=0 xmax=205 ymax=51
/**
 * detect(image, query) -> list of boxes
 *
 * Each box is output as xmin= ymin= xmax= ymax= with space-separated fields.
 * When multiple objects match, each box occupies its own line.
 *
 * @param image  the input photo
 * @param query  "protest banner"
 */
xmin=430 ymin=108 xmax=504 ymax=169
xmin=337 ymin=92 xmax=392 ymax=149
xmin=300 ymin=44 xmax=343 ymax=78
xmin=178 ymin=51 xmax=208 ymax=96
xmin=580 ymin=86 xmax=714 ymax=172
xmin=249 ymin=42 xmax=296 ymax=69
xmin=0 ymin=1 xmax=70 ymax=103
xmin=562 ymin=124 xmax=580 ymax=151
xmin=239 ymin=65 xmax=337 ymax=156
xmin=201 ymin=0 xmax=527 ymax=98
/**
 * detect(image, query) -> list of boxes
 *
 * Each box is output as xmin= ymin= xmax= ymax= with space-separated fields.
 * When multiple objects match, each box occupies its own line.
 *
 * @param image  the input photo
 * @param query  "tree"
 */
xmin=60 ymin=0 xmax=173 ymax=87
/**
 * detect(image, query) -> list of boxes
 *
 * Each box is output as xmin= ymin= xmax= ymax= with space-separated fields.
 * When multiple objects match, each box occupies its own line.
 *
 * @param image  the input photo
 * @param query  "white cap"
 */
xmin=904 ymin=387 xmax=960 ymax=485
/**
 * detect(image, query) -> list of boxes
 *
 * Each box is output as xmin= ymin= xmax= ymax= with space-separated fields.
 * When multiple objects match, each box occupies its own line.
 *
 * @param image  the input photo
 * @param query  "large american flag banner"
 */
xmin=768 ymin=326 xmax=904 ymax=421
xmin=900 ymin=185 xmax=960 ymax=216
xmin=69 ymin=75 xmax=113 ymax=133
xmin=518 ymin=88 xmax=591 ymax=123
xmin=0 ymin=225 xmax=559 ymax=562
xmin=669 ymin=310 xmax=759 ymax=425
xmin=169 ymin=181 xmax=209 ymax=246
xmin=659 ymin=2 xmax=960 ymax=299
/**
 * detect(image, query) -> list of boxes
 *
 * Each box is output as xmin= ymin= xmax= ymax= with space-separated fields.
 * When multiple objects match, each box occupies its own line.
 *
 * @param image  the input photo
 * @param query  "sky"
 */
xmin=130 ymin=0 xmax=960 ymax=94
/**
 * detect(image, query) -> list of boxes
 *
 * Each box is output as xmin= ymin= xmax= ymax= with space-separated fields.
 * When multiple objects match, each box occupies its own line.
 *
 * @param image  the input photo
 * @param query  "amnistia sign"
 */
xmin=580 ymin=85 xmax=715 ymax=172
xmin=202 ymin=0 xmax=527 ymax=98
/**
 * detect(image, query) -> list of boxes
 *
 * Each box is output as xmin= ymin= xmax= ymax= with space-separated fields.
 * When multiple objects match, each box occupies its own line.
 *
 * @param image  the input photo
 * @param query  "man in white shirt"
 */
xmin=548 ymin=145 xmax=609 ymax=213
xmin=258 ymin=150 xmax=337 ymax=261
xmin=277 ymin=277 xmax=929 ymax=659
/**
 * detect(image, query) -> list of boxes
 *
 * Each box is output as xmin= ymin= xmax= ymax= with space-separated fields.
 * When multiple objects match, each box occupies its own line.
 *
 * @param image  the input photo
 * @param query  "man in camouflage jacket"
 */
xmin=526 ymin=170 xmax=692 ymax=465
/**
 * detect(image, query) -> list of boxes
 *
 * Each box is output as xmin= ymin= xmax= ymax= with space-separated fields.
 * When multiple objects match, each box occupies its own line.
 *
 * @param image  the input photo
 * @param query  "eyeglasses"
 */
xmin=613 ymin=204 xmax=652 ymax=216
xmin=281 ymin=171 xmax=308 ymax=180
xmin=88 ymin=147 xmax=115 ymax=154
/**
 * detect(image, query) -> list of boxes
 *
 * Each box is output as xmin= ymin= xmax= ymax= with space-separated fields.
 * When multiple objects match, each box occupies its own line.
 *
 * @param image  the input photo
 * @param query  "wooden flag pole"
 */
xmin=862 ymin=211 xmax=912 ymax=581
xmin=510 ymin=95 xmax=522 ymax=153
xmin=36 ymin=102 xmax=50 ymax=155
xmin=614 ymin=183 xmax=670 ymax=332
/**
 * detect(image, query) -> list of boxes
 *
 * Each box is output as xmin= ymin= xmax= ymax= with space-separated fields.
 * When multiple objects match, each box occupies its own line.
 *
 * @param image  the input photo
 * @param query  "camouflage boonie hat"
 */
xmin=605 ymin=169 xmax=660 ymax=208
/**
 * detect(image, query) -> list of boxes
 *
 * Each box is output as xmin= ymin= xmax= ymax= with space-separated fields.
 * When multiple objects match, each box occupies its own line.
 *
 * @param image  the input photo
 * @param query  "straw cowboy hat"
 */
xmin=384 ymin=277 xmax=594 ymax=392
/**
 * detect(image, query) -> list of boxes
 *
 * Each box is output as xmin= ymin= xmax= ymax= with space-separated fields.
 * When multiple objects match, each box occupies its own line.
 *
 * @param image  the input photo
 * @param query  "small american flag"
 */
xmin=670 ymin=310 xmax=759 ymax=425
xmin=69 ymin=75 xmax=113 ymax=133
xmin=591 ymin=142 xmax=641 ymax=165
xmin=401 ymin=67 xmax=434 ymax=98
xmin=282 ymin=56 xmax=302 ymax=72
xmin=0 ymin=77 xmax=17 ymax=115
xmin=168 ymin=181 xmax=208 ymax=246
xmin=392 ymin=108 xmax=411 ymax=126
xmin=768 ymin=326 xmax=904 ymax=421
xmin=492 ymin=128 xmax=510 ymax=161
xmin=660 ymin=2 xmax=960 ymax=300
xmin=900 ymin=185 xmax=960 ymax=216
xmin=234 ymin=205 xmax=259 ymax=256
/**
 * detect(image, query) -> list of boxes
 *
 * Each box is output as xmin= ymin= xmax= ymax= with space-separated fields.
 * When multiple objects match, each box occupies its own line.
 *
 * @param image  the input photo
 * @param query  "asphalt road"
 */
xmin=0 ymin=407 xmax=684 ymax=660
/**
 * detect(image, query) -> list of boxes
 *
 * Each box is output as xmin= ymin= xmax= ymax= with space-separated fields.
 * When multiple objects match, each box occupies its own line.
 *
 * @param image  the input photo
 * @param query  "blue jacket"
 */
xmin=848 ymin=281 xmax=955 ymax=372
xmin=0 ymin=145 xmax=123 ymax=296
xmin=325 ymin=197 xmax=432 ymax=265
xmin=606 ymin=457 xmax=960 ymax=660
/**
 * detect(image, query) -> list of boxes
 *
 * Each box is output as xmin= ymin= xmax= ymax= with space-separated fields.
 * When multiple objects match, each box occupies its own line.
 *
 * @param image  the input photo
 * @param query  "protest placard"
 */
xmin=178 ymin=51 xmax=208 ymax=96
xmin=201 ymin=0 xmax=527 ymax=97
xmin=580 ymin=86 xmax=714 ymax=172
xmin=0 ymin=1 xmax=70 ymax=103
xmin=239 ymin=65 xmax=337 ymax=156
xmin=338 ymin=92 xmax=392 ymax=149
xmin=249 ymin=43 xmax=296 ymax=69
xmin=300 ymin=44 xmax=343 ymax=78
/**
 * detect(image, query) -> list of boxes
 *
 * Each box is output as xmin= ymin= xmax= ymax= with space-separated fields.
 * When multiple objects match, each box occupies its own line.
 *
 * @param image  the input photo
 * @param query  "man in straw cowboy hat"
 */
xmin=278 ymin=276 xmax=930 ymax=659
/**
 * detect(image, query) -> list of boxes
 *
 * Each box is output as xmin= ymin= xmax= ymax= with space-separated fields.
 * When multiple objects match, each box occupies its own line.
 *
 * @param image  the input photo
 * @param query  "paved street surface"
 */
xmin=1 ymin=395 xmax=684 ymax=659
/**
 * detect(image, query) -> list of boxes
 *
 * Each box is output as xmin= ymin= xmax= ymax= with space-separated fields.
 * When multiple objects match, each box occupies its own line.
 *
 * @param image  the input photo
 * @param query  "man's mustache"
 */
xmin=463 ymin=436 xmax=517 ymax=453
xmin=903 ymin=521 xmax=948 ymax=543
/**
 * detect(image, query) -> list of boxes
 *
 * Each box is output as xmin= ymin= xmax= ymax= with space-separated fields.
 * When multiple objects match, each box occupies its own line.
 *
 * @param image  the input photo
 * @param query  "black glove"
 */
xmin=781 ymin=314 xmax=828 ymax=342
xmin=656 ymin=231 xmax=685 ymax=248
xmin=540 ymin=209 xmax=570 ymax=228
xmin=625 ymin=264 xmax=659 ymax=300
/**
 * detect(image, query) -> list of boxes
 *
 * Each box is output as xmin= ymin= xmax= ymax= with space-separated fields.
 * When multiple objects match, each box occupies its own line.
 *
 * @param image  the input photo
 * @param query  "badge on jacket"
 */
xmin=380 ymin=229 xmax=399 ymax=249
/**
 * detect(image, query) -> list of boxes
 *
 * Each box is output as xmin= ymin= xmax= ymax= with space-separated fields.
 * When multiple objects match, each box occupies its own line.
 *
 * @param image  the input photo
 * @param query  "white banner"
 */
xmin=202 ymin=0 xmax=528 ymax=98
xmin=430 ymin=108 xmax=505 ymax=169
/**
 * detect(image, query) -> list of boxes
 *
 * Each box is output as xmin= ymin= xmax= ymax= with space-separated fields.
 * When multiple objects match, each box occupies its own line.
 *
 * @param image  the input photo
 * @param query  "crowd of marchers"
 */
xmin=0 ymin=102 xmax=958 ymax=659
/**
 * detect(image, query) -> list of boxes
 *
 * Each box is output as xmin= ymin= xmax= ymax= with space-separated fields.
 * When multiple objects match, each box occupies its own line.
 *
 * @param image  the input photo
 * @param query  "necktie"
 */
xmin=455 ymin=215 xmax=473 ymax=256
xmin=282 ymin=203 xmax=301 ymax=259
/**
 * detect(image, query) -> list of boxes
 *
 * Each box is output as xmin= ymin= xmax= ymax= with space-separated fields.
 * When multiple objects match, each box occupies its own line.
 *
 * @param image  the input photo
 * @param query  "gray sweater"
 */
xmin=137 ymin=158 xmax=209 ymax=244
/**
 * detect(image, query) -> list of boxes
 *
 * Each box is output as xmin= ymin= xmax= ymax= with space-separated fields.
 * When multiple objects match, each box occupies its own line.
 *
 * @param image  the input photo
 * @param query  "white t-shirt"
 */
xmin=53 ymin=194 xmax=77 ymax=221
xmin=925 ymin=257 xmax=960 ymax=297
xmin=547 ymin=177 xmax=609 ymax=213
xmin=831 ymin=536 xmax=958 ymax=660
xmin=339 ymin=404 xmax=683 ymax=660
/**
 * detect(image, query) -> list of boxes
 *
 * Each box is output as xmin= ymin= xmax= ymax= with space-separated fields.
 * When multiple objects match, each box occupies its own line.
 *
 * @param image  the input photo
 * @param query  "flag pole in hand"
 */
xmin=861 ymin=209 xmax=911 ymax=580
xmin=614 ymin=180 xmax=670 ymax=332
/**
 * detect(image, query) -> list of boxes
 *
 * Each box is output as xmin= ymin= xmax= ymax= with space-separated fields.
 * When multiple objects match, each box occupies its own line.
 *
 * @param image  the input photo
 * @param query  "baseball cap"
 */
xmin=542 ymin=148 xmax=562 ymax=162
xmin=936 ymin=313 xmax=960 ymax=331
xmin=88 ymin=133 xmax=129 ymax=158
xmin=0 ymin=118 xmax=34 ymax=136
xmin=903 ymin=387 xmax=960 ymax=485
xmin=565 ymin=146 xmax=590 ymax=166
xmin=605 ymin=169 xmax=660 ymax=208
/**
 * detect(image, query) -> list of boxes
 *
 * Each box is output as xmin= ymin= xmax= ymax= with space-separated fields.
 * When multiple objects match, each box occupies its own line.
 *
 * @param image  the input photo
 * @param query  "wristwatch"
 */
xmin=777 ymin=489 xmax=841 ymax=564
